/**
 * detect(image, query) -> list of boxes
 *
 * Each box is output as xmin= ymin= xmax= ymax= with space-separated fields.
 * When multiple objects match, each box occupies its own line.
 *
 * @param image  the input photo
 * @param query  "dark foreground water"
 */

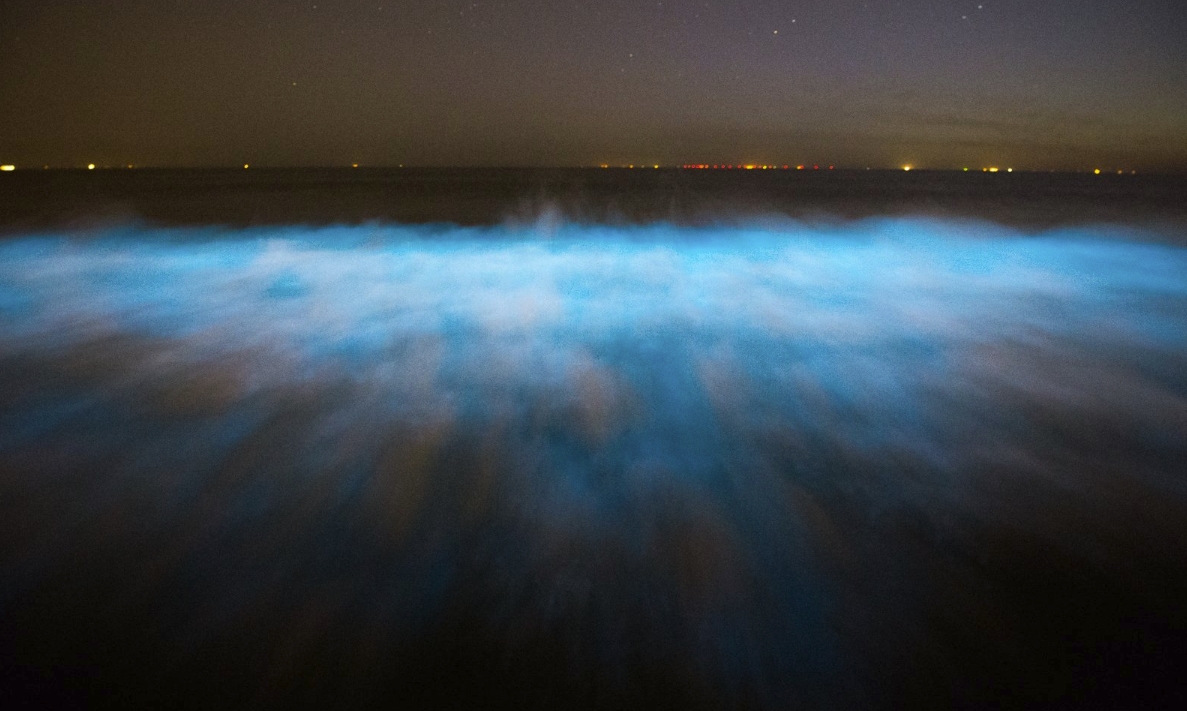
xmin=2 ymin=171 xmax=1186 ymax=708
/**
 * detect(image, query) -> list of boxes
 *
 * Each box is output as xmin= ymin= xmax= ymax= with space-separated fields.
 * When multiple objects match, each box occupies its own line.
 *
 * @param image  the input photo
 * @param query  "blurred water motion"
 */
xmin=2 ymin=219 xmax=1186 ymax=708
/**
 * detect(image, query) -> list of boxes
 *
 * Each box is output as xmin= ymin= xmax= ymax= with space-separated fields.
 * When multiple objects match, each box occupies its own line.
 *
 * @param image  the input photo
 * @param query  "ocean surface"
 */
xmin=2 ymin=169 xmax=1186 ymax=708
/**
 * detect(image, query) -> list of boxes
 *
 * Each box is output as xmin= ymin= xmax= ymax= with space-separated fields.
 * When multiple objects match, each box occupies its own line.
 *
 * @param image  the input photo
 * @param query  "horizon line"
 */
xmin=2 ymin=164 xmax=1180 ymax=175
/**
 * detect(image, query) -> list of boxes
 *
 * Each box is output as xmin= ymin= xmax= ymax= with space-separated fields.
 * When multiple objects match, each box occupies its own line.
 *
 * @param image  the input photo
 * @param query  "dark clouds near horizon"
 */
xmin=1 ymin=0 xmax=1185 ymax=170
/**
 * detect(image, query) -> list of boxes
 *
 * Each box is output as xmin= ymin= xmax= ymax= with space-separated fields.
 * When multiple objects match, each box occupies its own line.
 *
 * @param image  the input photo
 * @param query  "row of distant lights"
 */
xmin=0 ymin=163 xmax=370 ymax=171
xmin=613 ymin=164 xmax=837 ymax=170
xmin=601 ymin=164 xmax=1139 ymax=174
xmin=0 ymin=164 xmax=1137 ymax=174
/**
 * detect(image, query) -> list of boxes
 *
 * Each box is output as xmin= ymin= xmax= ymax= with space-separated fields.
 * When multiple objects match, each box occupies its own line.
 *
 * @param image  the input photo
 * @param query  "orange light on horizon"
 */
xmin=88 ymin=164 xmax=95 ymax=170
xmin=1094 ymin=168 xmax=1101 ymax=175
xmin=0 ymin=165 xmax=14 ymax=172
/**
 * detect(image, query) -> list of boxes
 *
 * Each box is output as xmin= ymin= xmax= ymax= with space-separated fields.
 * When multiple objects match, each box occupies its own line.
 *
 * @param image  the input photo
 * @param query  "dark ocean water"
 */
xmin=2 ymin=167 xmax=1186 ymax=232
xmin=2 ymin=169 xmax=1186 ymax=708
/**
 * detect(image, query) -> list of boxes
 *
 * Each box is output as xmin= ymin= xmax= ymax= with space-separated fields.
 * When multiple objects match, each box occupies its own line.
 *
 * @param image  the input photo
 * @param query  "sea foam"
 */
xmin=2 ymin=218 xmax=1186 ymax=707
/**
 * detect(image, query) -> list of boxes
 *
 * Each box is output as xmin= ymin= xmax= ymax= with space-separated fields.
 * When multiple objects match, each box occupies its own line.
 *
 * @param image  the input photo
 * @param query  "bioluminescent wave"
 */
xmin=2 ymin=219 xmax=1186 ymax=708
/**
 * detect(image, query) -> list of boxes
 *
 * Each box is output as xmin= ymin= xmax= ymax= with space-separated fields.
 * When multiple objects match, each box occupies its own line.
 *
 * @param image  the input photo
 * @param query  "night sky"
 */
xmin=2 ymin=1 xmax=1185 ymax=170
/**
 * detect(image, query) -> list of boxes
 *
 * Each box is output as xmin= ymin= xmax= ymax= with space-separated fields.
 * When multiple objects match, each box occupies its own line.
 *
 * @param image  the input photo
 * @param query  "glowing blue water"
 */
xmin=2 ymin=218 xmax=1186 ymax=706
